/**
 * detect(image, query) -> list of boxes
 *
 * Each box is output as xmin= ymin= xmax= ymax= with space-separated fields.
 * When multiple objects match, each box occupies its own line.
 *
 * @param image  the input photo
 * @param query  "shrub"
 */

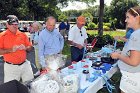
xmin=87 ymin=34 xmax=114 ymax=48
xmin=103 ymin=26 xmax=110 ymax=31
xmin=87 ymin=34 xmax=125 ymax=48
xmin=87 ymin=33 xmax=97 ymax=43
xmin=87 ymin=22 xmax=96 ymax=30
xmin=104 ymin=23 xmax=111 ymax=28
xmin=84 ymin=26 xmax=88 ymax=29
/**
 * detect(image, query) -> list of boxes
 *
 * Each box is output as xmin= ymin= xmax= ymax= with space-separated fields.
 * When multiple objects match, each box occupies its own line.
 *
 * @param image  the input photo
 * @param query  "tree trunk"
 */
xmin=98 ymin=0 xmax=104 ymax=36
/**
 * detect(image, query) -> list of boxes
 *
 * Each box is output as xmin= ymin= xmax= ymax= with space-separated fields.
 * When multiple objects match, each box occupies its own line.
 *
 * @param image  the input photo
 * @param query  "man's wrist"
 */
xmin=73 ymin=42 xmax=77 ymax=46
xmin=7 ymin=49 xmax=13 ymax=53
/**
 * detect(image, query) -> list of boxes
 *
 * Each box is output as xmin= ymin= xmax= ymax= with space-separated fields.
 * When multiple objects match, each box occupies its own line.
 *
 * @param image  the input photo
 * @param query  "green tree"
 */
xmin=109 ymin=0 xmax=139 ymax=28
xmin=58 ymin=13 xmax=68 ymax=22
xmin=0 ymin=0 xmax=69 ymax=20
xmin=0 ymin=0 xmax=24 ymax=19
xmin=81 ymin=11 xmax=93 ymax=22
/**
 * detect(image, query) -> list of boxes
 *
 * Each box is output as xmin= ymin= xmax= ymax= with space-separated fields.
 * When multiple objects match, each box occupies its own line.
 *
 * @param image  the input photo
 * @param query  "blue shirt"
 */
xmin=125 ymin=28 xmax=134 ymax=46
xmin=66 ymin=22 xmax=70 ymax=30
xmin=38 ymin=28 xmax=64 ymax=67
xmin=33 ymin=31 xmax=40 ymax=49
xmin=59 ymin=22 xmax=66 ymax=30
xmin=125 ymin=28 xmax=134 ymax=39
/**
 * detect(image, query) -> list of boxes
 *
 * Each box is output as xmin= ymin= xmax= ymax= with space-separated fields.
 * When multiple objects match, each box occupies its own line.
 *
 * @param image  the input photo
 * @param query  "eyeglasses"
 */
xmin=80 ymin=30 xmax=83 ymax=36
xmin=130 ymin=8 xmax=140 ymax=16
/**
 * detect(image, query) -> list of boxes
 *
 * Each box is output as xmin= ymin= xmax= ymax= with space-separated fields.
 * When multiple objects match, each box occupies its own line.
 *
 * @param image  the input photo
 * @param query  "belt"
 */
xmin=5 ymin=61 xmax=26 ymax=66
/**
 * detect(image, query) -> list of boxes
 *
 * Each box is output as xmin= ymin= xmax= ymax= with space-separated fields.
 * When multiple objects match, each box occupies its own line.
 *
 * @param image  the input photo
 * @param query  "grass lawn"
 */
xmin=87 ymin=30 xmax=125 ymax=37
xmin=62 ymin=30 xmax=123 ymax=93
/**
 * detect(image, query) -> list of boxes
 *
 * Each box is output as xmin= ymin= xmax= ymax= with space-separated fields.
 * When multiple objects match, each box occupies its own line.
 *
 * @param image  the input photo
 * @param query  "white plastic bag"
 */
xmin=45 ymin=54 xmax=67 ymax=70
xmin=60 ymin=74 xmax=79 ymax=93
xmin=30 ymin=74 xmax=60 ymax=93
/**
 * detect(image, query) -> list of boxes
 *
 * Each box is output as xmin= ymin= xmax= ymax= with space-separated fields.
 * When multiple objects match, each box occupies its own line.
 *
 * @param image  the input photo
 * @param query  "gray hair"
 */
xmin=32 ymin=21 xmax=42 ymax=31
xmin=45 ymin=16 xmax=56 ymax=23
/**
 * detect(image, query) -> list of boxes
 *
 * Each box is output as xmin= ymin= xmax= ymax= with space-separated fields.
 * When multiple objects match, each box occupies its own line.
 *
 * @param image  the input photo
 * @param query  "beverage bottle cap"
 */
xmin=72 ymin=61 xmax=77 ymax=64
xmin=68 ymin=65 xmax=73 ymax=69
xmin=83 ymin=65 xmax=89 ymax=68
xmin=81 ymin=60 xmax=85 ymax=62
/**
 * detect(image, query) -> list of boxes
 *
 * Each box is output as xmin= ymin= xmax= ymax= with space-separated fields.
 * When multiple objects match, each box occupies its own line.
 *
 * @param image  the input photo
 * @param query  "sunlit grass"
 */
xmin=62 ymin=41 xmax=71 ymax=58
xmin=87 ymin=30 xmax=125 ymax=37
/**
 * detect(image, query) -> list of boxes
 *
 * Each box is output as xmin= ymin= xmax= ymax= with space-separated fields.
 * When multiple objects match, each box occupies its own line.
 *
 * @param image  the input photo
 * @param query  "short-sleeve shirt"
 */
xmin=118 ymin=29 xmax=140 ymax=73
xmin=68 ymin=25 xmax=88 ymax=46
xmin=0 ymin=29 xmax=31 ymax=64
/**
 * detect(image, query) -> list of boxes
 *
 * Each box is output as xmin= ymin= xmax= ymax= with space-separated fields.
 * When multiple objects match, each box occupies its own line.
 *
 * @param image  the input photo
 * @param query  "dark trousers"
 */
xmin=0 ymin=80 xmax=29 ymax=93
xmin=71 ymin=46 xmax=84 ymax=62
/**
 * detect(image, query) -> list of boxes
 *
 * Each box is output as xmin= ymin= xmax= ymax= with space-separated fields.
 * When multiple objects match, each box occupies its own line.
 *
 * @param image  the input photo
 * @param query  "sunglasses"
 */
xmin=11 ymin=23 xmax=18 ymax=26
xmin=80 ymin=30 xmax=83 ymax=36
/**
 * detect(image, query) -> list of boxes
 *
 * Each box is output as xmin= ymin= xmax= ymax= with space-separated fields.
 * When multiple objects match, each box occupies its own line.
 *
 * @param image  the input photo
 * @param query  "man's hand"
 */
xmin=41 ymin=67 xmax=50 ymax=71
xmin=76 ymin=44 xmax=84 ymax=49
xmin=18 ymin=44 xmax=26 ymax=50
xmin=110 ymin=52 xmax=120 ymax=59
xmin=12 ymin=45 xmax=20 ymax=52
xmin=11 ymin=44 xmax=26 ymax=52
xmin=114 ymin=36 xmax=120 ymax=40
xmin=41 ymin=67 xmax=50 ymax=74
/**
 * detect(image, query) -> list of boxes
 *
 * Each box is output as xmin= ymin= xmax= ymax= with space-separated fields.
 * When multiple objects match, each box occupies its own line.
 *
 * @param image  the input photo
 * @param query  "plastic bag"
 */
xmin=30 ymin=74 xmax=60 ymax=93
xmin=45 ymin=54 xmax=67 ymax=70
xmin=59 ymin=74 xmax=79 ymax=93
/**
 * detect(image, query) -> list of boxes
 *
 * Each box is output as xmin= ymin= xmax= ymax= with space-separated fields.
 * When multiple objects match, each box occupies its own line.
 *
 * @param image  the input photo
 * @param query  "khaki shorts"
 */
xmin=4 ymin=60 xmax=34 ymax=83
xmin=120 ymin=70 xmax=140 ymax=93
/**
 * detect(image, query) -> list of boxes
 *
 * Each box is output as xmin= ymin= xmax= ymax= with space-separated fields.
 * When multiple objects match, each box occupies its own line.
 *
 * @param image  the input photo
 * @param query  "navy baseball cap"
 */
xmin=6 ymin=15 xmax=19 ymax=25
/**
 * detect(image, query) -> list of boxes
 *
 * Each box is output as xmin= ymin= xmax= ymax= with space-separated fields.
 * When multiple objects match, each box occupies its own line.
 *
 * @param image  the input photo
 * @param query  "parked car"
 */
xmin=0 ymin=28 xmax=6 ymax=32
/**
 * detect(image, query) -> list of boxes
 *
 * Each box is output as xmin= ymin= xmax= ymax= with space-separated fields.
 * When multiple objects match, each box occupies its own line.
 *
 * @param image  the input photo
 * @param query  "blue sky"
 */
xmin=61 ymin=0 xmax=112 ymax=11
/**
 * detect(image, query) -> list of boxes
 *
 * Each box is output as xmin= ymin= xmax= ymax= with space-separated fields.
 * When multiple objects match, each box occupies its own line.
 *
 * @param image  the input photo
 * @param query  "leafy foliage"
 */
xmin=0 ymin=0 xmax=69 ymax=20
xmin=87 ymin=22 xmax=96 ymax=30
xmin=103 ymin=25 xmax=110 ymax=31
xmin=109 ymin=0 xmax=139 ymax=28
xmin=87 ymin=33 xmax=124 ymax=48
xmin=104 ymin=23 xmax=111 ymax=28
xmin=58 ymin=13 xmax=68 ymax=22
xmin=81 ymin=11 xmax=93 ymax=22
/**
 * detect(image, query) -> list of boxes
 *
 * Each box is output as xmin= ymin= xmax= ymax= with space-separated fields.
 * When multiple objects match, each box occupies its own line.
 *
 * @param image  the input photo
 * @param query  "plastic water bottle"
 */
xmin=72 ymin=61 xmax=77 ymax=70
xmin=97 ymin=55 xmax=101 ymax=62
xmin=81 ymin=60 xmax=86 ymax=68
xmin=86 ymin=56 xmax=90 ymax=64
xmin=83 ymin=65 xmax=90 ymax=80
xmin=68 ymin=65 xmax=74 ymax=74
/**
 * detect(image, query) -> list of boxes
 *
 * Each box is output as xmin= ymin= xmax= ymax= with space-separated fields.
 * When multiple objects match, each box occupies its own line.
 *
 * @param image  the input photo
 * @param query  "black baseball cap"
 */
xmin=6 ymin=15 xmax=19 ymax=25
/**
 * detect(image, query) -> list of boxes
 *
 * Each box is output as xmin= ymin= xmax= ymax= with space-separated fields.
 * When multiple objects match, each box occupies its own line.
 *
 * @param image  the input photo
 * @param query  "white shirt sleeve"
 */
xmin=83 ymin=28 xmax=88 ymax=40
xmin=128 ymin=32 xmax=140 ymax=51
xmin=68 ymin=27 xmax=74 ymax=41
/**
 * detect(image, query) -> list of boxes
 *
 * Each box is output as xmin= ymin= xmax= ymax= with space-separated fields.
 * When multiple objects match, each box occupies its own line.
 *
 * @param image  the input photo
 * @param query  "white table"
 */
xmin=61 ymin=60 xmax=119 ymax=93
xmin=84 ymin=63 xmax=118 ymax=93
